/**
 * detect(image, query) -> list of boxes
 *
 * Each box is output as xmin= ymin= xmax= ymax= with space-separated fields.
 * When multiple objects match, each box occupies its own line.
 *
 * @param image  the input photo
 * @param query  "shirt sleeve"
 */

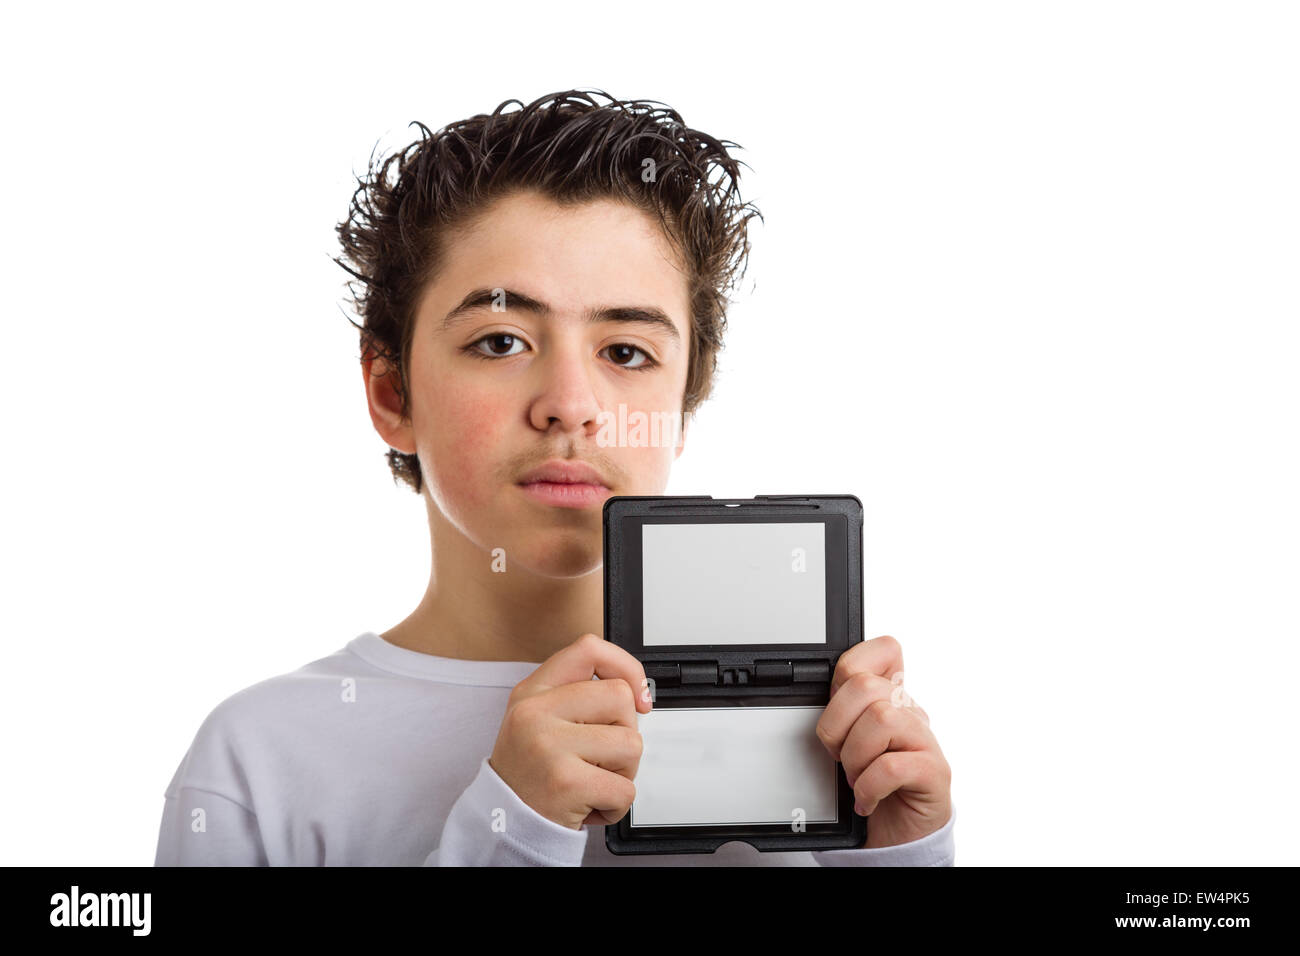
xmin=423 ymin=757 xmax=590 ymax=866
xmin=811 ymin=806 xmax=956 ymax=867
xmin=154 ymin=786 xmax=269 ymax=866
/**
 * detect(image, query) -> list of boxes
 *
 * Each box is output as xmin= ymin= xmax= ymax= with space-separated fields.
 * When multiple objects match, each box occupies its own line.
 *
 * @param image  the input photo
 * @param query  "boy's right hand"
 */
xmin=488 ymin=633 xmax=651 ymax=830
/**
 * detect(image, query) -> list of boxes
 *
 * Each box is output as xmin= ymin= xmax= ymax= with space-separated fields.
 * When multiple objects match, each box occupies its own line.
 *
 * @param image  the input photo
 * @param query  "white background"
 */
xmin=2 ymin=1 xmax=1296 ymax=866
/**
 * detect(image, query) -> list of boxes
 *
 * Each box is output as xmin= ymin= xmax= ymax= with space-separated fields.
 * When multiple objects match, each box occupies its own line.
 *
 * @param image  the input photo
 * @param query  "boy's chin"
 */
xmin=505 ymin=532 xmax=603 ymax=579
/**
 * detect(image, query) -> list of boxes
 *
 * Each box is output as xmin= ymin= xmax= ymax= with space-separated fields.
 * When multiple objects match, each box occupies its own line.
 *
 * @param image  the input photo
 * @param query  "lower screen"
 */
xmin=629 ymin=706 xmax=839 ymax=828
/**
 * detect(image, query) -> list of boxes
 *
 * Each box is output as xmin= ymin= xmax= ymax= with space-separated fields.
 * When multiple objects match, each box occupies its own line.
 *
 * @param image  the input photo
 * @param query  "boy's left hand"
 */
xmin=815 ymin=635 xmax=952 ymax=849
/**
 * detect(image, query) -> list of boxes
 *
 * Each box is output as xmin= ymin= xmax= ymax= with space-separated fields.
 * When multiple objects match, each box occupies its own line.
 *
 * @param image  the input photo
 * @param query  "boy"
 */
xmin=154 ymin=89 xmax=955 ymax=866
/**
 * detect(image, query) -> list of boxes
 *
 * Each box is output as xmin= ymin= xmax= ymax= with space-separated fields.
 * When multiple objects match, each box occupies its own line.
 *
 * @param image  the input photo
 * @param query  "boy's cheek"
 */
xmin=420 ymin=389 xmax=513 ymax=507
xmin=611 ymin=442 xmax=675 ymax=496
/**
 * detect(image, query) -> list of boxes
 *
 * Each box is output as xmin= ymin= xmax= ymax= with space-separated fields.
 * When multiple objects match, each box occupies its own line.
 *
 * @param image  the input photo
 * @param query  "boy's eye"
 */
xmin=463 ymin=334 xmax=657 ymax=371
xmin=469 ymin=333 xmax=528 ymax=358
xmin=604 ymin=343 xmax=652 ymax=369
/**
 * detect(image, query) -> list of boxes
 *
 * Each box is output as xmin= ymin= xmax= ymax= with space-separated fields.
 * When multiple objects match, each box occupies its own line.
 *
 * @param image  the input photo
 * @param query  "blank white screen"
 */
xmin=629 ymin=706 xmax=839 ymax=827
xmin=642 ymin=522 xmax=826 ymax=645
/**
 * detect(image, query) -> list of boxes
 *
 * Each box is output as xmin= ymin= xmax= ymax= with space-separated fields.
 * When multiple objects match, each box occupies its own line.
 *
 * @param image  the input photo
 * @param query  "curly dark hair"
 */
xmin=333 ymin=89 xmax=763 ymax=493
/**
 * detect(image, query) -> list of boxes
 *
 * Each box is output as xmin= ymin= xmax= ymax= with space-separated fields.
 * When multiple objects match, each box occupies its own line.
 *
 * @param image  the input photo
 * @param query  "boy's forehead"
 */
xmin=421 ymin=191 xmax=691 ymax=337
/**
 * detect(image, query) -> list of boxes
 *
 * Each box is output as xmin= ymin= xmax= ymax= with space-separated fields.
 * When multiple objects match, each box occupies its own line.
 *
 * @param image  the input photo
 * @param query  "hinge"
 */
xmin=644 ymin=660 xmax=831 ymax=688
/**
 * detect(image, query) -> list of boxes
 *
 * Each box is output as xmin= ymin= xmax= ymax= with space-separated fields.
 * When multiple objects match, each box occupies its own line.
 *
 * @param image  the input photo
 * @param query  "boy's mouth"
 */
xmin=516 ymin=459 xmax=612 ymax=509
xmin=517 ymin=480 xmax=612 ymax=509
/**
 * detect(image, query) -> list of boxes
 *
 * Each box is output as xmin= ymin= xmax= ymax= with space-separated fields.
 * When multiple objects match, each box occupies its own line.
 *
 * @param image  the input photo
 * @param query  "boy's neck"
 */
xmin=381 ymin=502 xmax=604 ymax=664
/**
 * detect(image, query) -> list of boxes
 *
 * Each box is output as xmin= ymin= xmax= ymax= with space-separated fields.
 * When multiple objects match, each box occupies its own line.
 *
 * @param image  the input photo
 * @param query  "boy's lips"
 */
xmin=516 ymin=459 xmax=612 ymax=509
xmin=516 ymin=459 xmax=610 ymax=487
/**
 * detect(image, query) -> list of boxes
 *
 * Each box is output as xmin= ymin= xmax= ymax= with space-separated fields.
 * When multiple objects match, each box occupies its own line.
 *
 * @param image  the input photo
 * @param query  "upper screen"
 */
xmin=641 ymin=522 xmax=826 ymax=646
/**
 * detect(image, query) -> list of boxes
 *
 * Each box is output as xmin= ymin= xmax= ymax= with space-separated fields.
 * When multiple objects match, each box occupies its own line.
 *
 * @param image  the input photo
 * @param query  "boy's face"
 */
xmin=365 ymin=188 xmax=692 ymax=578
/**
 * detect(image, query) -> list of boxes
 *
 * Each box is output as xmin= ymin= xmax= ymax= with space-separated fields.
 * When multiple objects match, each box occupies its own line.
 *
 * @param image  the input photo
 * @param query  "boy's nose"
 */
xmin=527 ymin=346 xmax=604 ymax=435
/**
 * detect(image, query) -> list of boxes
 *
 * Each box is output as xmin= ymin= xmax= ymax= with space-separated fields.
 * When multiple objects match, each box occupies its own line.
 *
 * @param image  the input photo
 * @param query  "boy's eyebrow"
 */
xmin=442 ymin=287 xmax=681 ymax=343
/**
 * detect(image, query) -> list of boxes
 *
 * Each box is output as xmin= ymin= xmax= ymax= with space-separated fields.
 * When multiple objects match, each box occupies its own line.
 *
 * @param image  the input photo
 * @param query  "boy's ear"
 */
xmin=362 ymin=352 xmax=417 ymax=455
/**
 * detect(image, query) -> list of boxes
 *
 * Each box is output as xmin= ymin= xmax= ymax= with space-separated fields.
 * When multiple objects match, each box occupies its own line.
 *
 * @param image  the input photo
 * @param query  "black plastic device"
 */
xmin=603 ymin=494 xmax=867 ymax=855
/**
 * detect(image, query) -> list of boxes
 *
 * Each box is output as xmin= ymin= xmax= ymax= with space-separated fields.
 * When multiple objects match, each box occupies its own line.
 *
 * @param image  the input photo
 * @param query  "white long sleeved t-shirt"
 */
xmin=154 ymin=632 xmax=955 ymax=866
